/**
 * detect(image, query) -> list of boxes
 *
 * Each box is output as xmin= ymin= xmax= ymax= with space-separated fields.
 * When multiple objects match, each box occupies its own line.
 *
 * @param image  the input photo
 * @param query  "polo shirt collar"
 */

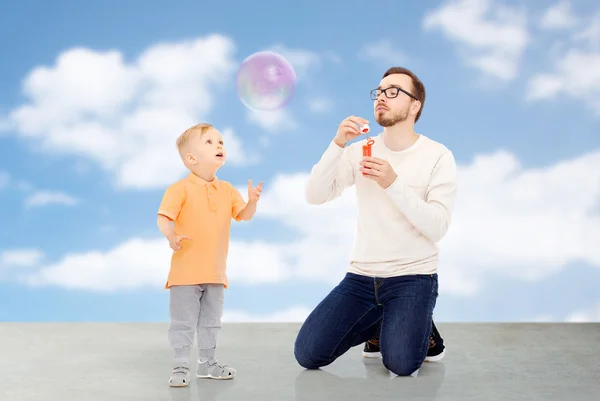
xmin=187 ymin=173 xmax=219 ymax=189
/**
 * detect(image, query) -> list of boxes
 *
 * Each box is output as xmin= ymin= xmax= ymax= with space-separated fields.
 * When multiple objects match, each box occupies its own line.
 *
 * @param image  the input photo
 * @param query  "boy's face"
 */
xmin=186 ymin=128 xmax=226 ymax=168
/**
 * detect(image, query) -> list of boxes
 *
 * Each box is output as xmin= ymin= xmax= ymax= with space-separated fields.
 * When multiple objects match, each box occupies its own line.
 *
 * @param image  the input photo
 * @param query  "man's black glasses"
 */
xmin=370 ymin=86 xmax=418 ymax=101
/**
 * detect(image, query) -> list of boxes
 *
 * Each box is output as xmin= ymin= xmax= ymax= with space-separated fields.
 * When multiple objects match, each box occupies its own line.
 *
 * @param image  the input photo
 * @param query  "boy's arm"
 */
xmin=305 ymin=140 xmax=355 ymax=205
xmin=384 ymin=150 xmax=458 ymax=243
xmin=231 ymin=185 xmax=250 ymax=221
xmin=236 ymin=200 xmax=257 ymax=221
xmin=157 ymin=182 xmax=186 ymax=237
xmin=157 ymin=214 xmax=177 ymax=240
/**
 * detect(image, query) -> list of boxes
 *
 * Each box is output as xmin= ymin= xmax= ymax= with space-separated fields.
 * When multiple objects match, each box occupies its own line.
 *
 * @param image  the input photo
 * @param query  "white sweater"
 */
xmin=305 ymin=133 xmax=458 ymax=277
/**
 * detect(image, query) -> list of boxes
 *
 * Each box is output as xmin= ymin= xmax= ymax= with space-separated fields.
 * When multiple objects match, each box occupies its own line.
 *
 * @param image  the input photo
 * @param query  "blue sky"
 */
xmin=0 ymin=0 xmax=599 ymax=323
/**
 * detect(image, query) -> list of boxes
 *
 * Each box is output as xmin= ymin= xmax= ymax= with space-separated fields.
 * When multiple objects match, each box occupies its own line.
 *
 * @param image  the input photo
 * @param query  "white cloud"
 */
xmin=0 ymin=249 xmax=43 ymax=268
xmin=539 ymin=0 xmax=578 ymax=31
xmin=25 ymin=191 xmax=79 ymax=208
xmin=0 ymin=172 xmax=36 ymax=193
xmin=358 ymin=40 xmax=408 ymax=66
xmin=526 ymin=50 xmax=600 ymax=111
xmin=0 ymin=116 xmax=12 ymax=133
xmin=247 ymin=109 xmax=297 ymax=132
xmin=5 ymin=147 xmax=600 ymax=297
xmin=220 ymin=127 xmax=259 ymax=166
xmin=521 ymin=314 xmax=555 ymax=323
xmin=265 ymin=44 xmax=322 ymax=78
xmin=0 ymin=171 xmax=9 ymax=190
xmin=423 ymin=0 xmax=529 ymax=82
xmin=441 ymin=149 xmax=600 ymax=286
xmin=15 ymin=180 xmax=33 ymax=191
xmin=526 ymin=12 xmax=600 ymax=114
xmin=565 ymin=302 xmax=600 ymax=322
xmin=223 ymin=306 xmax=311 ymax=322
xmin=573 ymin=12 xmax=600 ymax=50
xmin=308 ymin=97 xmax=334 ymax=113
xmin=5 ymin=34 xmax=255 ymax=190
xmin=12 ymin=236 xmax=296 ymax=292
xmin=16 ymin=238 xmax=168 ymax=292
xmin=530 ymin=302 xmax=600 ymax=322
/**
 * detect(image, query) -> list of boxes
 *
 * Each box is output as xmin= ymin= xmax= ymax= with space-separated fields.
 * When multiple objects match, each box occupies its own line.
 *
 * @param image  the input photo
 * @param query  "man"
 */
xmin=294 ymin=67 xmax=457 ymax=376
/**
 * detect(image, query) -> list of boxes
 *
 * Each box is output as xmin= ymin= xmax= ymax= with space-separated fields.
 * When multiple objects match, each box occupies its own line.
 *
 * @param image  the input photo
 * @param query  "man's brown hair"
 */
xmin=382 ymin=67 xmax=426 ymax=123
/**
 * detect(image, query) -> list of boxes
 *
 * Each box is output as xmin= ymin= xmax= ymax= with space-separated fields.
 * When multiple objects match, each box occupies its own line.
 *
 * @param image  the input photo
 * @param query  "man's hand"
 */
xmin=248 ymin=179 xmax=263 ymax=203
xmin=359 ymin=156 xmax=398 ymax=189
xmin=167 ymin=234 xmax=191 ymax=251
xmin=333 ymin=115 xmax=369 ymax=148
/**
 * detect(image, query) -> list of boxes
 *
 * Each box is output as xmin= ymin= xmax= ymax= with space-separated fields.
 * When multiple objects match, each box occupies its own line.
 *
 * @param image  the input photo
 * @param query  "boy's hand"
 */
xmin=247 ymin=179 xmax=263 ymax=203
xmin=168 ymin=234 xmax=190 ymax=251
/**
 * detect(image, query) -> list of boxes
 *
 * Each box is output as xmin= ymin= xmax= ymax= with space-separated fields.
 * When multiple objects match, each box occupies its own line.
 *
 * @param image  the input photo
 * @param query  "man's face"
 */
xmin=373 ymin=73 xmax=418 ymax=127
xmin=188 ymin=128 xmax=226 ymax=167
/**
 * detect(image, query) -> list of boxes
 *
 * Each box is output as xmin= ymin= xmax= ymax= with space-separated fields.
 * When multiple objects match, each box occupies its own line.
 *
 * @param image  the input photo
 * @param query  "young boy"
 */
xmin=157 ymin=123 xmax=262 ymax=387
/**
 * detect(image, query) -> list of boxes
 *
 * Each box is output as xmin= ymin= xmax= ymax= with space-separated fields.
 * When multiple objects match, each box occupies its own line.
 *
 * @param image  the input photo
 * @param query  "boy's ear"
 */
xmin=185 ymin=152 xmax=196 ymax=164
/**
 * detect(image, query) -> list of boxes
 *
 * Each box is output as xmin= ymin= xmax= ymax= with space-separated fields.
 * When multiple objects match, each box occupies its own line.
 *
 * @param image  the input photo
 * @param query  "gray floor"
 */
xmin=0 ymin=323 xmax=598 ymax=401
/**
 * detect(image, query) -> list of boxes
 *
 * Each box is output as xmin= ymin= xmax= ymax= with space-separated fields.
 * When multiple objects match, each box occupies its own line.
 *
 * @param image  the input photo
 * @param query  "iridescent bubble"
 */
xmin=236 ymin=51 xmax=297 ymax=111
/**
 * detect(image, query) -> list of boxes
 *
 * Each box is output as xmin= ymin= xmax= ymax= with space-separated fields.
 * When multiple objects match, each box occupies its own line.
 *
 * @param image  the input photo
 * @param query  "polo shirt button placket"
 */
xmin=208 ymin=191 xmax=217 ymax=212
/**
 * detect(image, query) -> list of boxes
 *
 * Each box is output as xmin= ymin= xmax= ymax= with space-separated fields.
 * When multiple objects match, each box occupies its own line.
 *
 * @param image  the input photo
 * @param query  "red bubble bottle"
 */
xmin=361 ymin=124 xmax=373 ymax=175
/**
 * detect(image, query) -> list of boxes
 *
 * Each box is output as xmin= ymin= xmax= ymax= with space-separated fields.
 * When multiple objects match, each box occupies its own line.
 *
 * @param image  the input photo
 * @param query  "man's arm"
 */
xmin=305 ymin=140 xmax=356 ymax=204
xmin=384 ymin=150 xmax=457 ymax=242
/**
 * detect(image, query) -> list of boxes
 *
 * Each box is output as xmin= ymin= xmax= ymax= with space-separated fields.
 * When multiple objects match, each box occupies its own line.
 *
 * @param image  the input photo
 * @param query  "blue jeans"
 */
xmin=294 ymin=272 xmax=438 ymax=376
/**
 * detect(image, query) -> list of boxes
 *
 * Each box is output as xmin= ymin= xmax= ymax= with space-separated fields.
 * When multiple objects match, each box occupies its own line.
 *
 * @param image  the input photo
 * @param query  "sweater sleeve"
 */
xmin=384 ymin=150 xmax=458 ymax=242
xmin=305 ymin=140 xmax=356 ymax=204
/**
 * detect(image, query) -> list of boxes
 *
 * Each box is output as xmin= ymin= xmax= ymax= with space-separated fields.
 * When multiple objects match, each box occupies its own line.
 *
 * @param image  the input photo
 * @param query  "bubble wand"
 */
xmin=360 ymin=124 xmax=374 ymax=176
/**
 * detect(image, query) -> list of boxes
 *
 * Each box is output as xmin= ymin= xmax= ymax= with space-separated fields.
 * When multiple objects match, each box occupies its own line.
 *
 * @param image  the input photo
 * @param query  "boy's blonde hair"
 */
xmin=176 ymin=123 xmax=213 ymax=158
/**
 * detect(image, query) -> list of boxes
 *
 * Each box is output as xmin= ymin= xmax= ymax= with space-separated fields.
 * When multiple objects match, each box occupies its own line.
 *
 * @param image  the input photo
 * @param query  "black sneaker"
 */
xmin=362 ymin=321 xmax=382 ymax=358
xmin=361 ymin=320 xmax=446 ymax=360
xmin=362 ymin=337 xmax=381 ymax=358
xmin=425 ymin=320 xmax=445 ymax=362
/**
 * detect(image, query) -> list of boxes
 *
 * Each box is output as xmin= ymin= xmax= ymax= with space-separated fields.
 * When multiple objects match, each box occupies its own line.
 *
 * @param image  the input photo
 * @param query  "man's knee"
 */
xmin=382 ymin=352 xmax=424 ymax=376
xmin=293 ymin=326 xmax=335 ymax=370
xmin=294 ymin=339 xmax=325 ymax=369
xmin=294 ymin=349 xmax=321 ymax=370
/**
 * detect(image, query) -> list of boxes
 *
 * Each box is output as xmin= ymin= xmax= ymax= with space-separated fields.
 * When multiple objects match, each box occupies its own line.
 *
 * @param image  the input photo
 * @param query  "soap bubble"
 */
xmin=236 ymin=51 xmax=297 ymax=111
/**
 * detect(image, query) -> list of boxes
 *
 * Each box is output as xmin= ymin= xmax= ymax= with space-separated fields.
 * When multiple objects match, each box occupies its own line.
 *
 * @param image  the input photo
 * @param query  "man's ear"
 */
xmin=411 ymin=100 xmax=421 ymax=116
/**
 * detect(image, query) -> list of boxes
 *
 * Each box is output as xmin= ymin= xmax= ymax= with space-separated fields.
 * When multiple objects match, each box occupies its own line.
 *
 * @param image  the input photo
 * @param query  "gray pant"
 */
xmin=168 ymin=284 xmax=224 ymax=365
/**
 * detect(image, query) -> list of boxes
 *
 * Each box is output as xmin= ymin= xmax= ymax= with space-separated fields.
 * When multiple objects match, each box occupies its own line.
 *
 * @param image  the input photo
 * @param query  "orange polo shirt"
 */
xmin=157 ymin=173 xmax=246 ymax=289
